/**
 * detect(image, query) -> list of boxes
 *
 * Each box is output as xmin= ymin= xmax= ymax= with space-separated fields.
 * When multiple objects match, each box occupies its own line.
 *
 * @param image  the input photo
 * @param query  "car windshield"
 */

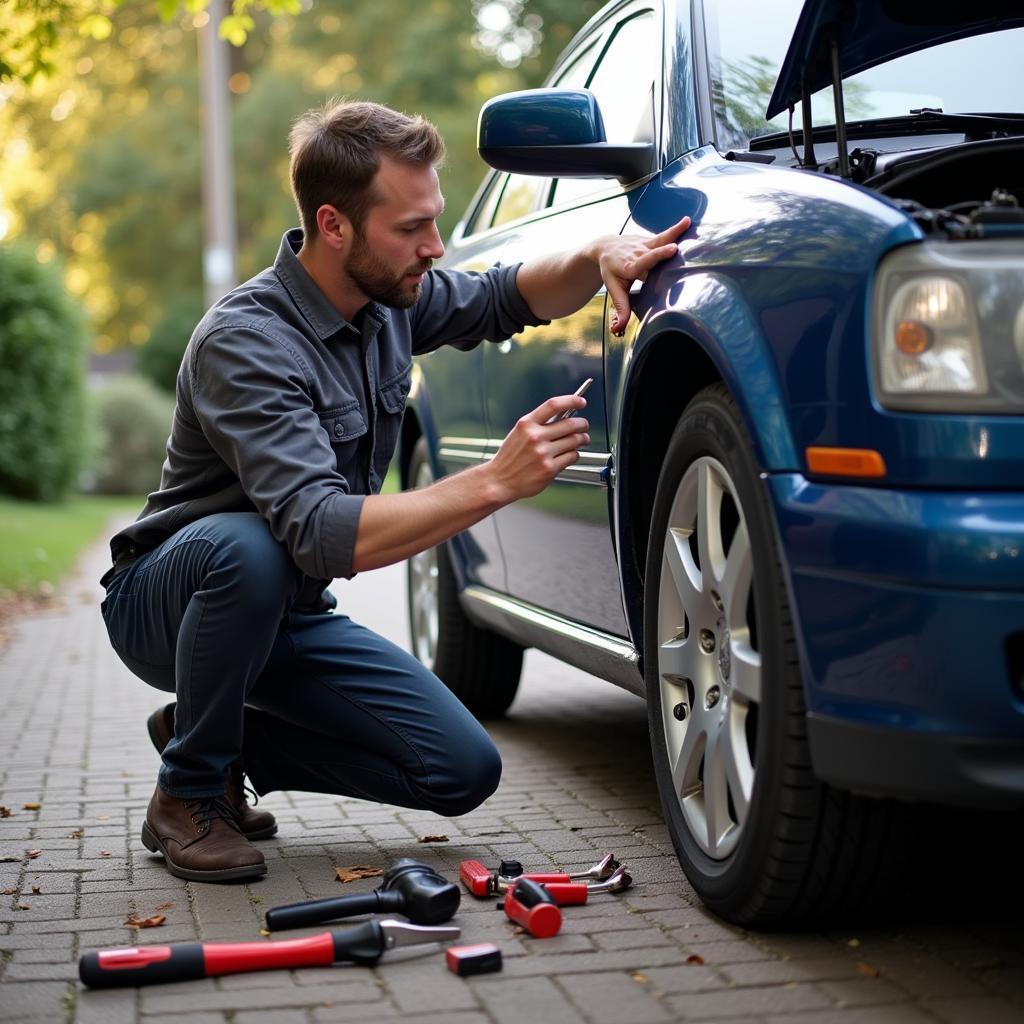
xmin=706 ymin=0 xmax=1024 ymax=150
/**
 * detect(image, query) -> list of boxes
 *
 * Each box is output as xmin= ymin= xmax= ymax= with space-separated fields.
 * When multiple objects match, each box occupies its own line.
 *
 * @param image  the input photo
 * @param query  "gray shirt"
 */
xmin=102 ymin=229 xmax=543 ymax=607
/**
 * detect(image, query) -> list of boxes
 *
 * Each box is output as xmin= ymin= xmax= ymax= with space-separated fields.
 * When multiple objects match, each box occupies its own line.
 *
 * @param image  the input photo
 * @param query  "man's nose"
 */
xmin=419 ymin=225 xmax=445 ymax=261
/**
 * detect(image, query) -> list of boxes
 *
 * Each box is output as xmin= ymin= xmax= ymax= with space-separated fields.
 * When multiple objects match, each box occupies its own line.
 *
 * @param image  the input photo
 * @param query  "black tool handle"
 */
xmin=331 ymin=920 xmax=386 ymax=964
xmin=266 ymin=890 xmax=399 ymax=930
xmin=79 ymin=943 xmax=206 ymax=988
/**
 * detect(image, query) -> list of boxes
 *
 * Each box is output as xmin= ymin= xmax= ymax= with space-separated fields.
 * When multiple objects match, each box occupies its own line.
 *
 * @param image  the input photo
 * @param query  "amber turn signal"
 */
xmin=806 ymin=447 xmax=886 ymax=479
xmin=894 ymin=319 xmax=932 ymax=355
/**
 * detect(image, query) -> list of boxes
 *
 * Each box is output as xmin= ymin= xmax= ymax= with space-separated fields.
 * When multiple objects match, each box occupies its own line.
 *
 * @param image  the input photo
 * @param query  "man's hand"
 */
xmin=485 ymin=393 xmax=591 ymax=504
xmin=600 ymin=215 xmax=691 ymax=336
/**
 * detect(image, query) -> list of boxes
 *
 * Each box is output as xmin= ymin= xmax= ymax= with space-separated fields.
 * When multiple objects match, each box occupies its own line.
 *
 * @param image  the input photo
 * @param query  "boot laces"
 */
xmin=185 ymin=795 xmax=239 ymax=834
xmin=227 ymin=765 xmax=259 ymax=807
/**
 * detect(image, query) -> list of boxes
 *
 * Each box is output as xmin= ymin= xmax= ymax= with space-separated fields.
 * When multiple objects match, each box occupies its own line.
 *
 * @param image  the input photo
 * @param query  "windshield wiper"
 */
xmin=907 ymin=108 xmax=1024 ymax=132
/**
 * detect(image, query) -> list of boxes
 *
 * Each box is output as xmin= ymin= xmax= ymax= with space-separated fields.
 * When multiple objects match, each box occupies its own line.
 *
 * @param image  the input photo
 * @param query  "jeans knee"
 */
xmin=428 ymin=738 xmax=502 ymax=817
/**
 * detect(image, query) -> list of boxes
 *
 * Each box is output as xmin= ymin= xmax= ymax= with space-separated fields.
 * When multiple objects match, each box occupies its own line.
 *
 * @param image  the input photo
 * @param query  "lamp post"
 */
xmin=197 ymin=0 xmax=238 ymax=308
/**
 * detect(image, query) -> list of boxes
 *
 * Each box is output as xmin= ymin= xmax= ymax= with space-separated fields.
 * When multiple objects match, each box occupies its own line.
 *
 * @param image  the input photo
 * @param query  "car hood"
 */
xmin=766 ymin=0 xmax=1024 ymax=119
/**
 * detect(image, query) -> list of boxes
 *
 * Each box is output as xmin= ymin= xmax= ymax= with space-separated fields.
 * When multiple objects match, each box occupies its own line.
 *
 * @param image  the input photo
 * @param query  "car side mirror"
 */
xmin=477 ymin=88 xmax=656 ymax=185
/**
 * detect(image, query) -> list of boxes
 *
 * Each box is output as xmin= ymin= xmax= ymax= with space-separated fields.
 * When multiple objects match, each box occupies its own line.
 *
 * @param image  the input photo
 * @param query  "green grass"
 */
xmin=0 ymin=494 xmax=144 ymax=595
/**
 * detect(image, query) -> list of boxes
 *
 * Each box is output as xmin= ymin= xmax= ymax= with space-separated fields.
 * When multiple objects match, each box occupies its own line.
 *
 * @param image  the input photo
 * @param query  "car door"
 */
xmin=483 ymin=4 xmax=663 ymax=636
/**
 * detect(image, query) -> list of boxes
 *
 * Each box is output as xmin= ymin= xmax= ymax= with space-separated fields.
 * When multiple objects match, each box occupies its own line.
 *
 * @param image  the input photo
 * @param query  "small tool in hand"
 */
xmin=79 ymin=920 xmax=460 ymax=988
xmin=501 ymin=877 xmax=561 ymax=938
xmin=265 ymin=858 xmax=459 ymax=930
xmin=460 ymin=853 xmax=620 ymax=897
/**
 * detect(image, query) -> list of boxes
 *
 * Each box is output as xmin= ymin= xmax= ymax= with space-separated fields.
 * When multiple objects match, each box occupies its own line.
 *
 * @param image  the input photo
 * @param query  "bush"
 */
xmin=0 ymin=244 xmax=90 ymax=501
xmin=89 ymin=374 xmax=175 ymax=495
xmin=138 ymin=293 xmax=204 ymax=394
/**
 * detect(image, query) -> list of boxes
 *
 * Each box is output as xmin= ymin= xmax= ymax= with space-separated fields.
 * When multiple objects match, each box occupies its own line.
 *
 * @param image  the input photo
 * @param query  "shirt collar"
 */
xmin=274 ymin=228 xmax=390 ymax=342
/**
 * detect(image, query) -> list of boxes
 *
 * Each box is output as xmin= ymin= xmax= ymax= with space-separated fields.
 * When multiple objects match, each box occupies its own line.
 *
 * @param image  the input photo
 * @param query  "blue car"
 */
xmin=399 ymin=0 xmax=1024 ymax=924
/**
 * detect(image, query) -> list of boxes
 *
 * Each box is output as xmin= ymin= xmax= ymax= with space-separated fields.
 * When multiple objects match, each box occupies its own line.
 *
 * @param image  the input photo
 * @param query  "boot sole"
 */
xmin=141 ymin=821 xmax=267 ymax=883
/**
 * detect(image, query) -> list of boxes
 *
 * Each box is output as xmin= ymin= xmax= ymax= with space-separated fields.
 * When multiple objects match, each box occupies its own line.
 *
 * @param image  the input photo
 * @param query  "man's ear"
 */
xmin=315 ymin=204 xmax=353 ymax=253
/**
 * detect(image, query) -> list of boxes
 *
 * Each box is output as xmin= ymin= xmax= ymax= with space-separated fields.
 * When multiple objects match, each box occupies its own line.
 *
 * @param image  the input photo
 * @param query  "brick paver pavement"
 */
xmin=1 ymin=530 xmax=1022 ymax=1024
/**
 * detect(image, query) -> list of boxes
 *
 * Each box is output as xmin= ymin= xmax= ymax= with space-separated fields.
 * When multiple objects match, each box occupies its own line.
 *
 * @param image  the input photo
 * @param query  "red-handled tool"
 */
xmin=502 ymin=877 xmax=561 ymax=938
xmin=534 ymin=866 xmax=634 ymax=906
xmin=78 ymin=920 xmax=459 ymax=988
xmin=460 ymin=853 xmax=620 ymax=897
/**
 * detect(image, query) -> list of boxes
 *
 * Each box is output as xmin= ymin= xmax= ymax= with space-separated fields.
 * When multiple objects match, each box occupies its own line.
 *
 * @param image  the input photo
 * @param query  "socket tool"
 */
xmin=265 ymin=859 xmax=459 ymax=930
xmin=79 ymin=919 xmax=460 ymax=988
xmin=460 ymin=853 xmax=620 ymax=897
xmin=530 ymin=865 xmax=634 ymax=906
xmin=501 ymin=877 xmax=562 ymax=938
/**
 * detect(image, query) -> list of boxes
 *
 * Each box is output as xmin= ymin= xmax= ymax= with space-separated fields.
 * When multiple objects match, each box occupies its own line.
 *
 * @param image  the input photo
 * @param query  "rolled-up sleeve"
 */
xmin=410 ymin=262 xmax=548 ymax=355
xmin=191 ymin=326 xmax=365 ymax=579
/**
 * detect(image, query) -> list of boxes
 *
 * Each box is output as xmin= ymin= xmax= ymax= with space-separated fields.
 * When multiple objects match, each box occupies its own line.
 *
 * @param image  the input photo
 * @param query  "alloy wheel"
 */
xmin=655 ymin=455 xmax=761 ymax=860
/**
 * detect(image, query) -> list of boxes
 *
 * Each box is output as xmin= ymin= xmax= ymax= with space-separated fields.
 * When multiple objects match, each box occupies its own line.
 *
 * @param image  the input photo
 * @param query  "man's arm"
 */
xmin=351 ymin=393 xmax=589 ymax=573
xmin=516 ymin=216 xmax=691 ymax=335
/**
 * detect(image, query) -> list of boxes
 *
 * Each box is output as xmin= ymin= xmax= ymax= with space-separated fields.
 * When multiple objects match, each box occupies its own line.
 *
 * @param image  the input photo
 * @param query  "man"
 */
xmin=100 ymin=99 xmax=688 ymax=882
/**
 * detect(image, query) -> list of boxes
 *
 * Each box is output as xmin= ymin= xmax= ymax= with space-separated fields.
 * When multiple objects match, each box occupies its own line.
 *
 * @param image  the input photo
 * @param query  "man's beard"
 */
xmin=345 ymin=243 xmax=431 ymax=309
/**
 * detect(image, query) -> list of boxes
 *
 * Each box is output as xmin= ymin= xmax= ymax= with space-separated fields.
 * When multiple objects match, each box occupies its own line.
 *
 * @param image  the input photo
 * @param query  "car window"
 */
xmin=490 ymin=174 xmax=548 ymax=228
xmin=551 ymin=10 xmax=659 ymax=207
xmin=465 ymin=174 xmax=506 ymax=236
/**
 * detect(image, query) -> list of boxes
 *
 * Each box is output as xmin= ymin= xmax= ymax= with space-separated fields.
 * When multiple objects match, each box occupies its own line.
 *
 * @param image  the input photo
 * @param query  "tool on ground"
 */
xmin=500 ymin=877 xmax=561 ymax=938
xmin=78 ymin=919 xmax=460 ymax=988
xmin=265 ymin=858 xmax=460 ymax=930
xmin=459 ymin=853 xmax=621 ymax=897
xmin=445 ymin=942 xmax=503 ymax=976
xmin=531 ymin=865 xmax=634 ymax=906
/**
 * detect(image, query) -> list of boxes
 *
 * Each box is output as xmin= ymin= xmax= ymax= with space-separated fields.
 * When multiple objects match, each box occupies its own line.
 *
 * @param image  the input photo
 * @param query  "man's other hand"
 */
xmin=601 ymin=215 xmax=691 ymax=336
xmin=487 ymin=394 xmax=591 ymax=503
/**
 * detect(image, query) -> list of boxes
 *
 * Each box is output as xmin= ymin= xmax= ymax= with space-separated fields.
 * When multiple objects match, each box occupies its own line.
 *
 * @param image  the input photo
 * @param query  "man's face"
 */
xmin=345 ymin=157 xmax=446 ymax=309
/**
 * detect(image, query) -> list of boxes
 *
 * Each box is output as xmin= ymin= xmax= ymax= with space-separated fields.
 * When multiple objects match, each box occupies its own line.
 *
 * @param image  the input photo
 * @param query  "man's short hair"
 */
xmin=289 ymin=99 xmax=446 ymax=241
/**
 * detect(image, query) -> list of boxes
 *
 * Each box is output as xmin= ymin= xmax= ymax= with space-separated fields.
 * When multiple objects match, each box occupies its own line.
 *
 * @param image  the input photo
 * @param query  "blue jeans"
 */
xmin=100 ymin=512 xmax=501 ymax=815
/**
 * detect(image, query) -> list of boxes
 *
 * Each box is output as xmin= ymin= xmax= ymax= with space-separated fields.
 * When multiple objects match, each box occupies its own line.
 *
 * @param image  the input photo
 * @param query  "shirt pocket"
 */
xmin=318 ymin=403 xmax=367 ymax=479
xmin=374 ymin=368 xmax=412 ymax=486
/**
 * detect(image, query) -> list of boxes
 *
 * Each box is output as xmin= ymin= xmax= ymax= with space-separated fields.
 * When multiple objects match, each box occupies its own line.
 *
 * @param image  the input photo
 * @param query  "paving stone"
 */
xmin=665 ymin=983 xmax=833 ymax=1019
xmin=473 ymin=975 xmax=587 ymax=1024
xmin=762 ymin=1009 xmax=936 ymax=1024
xmin=557 ymin=970 xmax=675 ymax=1022
xmin=921 ymin=996 xmax=1024 ymax=1024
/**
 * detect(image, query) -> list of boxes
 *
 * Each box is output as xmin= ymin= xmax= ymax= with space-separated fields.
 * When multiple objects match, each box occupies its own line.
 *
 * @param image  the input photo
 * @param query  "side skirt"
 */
xmin=460 ymin=585 xmax=645 ymax=697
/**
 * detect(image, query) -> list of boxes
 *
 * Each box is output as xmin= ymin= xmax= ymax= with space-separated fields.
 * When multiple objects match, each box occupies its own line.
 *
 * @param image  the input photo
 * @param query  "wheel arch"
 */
xmin=613 ymin=287 xmax=799 ymax=652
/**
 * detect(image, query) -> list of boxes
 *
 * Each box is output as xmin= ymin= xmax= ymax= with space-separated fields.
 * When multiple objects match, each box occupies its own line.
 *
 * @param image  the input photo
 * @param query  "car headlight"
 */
xmin=872 ymin=241 xmax=1024 ymax=413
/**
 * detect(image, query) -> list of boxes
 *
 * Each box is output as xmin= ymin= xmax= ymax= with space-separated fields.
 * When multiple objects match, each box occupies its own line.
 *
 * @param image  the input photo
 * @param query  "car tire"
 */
xmin=406 ymin=437 xmax=524 ymax=718
xmin=643 ymin=384 xmax=920 ymax=925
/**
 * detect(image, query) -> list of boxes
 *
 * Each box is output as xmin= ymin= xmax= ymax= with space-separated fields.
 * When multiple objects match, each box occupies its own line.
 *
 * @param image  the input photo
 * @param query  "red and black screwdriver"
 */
xmin=79 ymin=919 xmax=459 ymax=988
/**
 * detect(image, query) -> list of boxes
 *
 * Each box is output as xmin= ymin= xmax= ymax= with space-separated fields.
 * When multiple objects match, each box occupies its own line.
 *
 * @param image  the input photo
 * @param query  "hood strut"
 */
xmin=828 ymin=28 xmax=851 ymax=178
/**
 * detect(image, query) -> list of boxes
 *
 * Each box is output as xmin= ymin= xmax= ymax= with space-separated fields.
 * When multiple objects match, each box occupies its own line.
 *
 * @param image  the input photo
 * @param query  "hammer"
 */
xmin=265 ymin=859 xmax=460 ymax=931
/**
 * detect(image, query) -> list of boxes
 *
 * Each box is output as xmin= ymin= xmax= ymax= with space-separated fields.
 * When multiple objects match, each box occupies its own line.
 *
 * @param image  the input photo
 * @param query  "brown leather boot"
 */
xmin=141 ymin=786 xmax=266 ymax=882
xmin=146 ymin=703 xmax=277 ymax=840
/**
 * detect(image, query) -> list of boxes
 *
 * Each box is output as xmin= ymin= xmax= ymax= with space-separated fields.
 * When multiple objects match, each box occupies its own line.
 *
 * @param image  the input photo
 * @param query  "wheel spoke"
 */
xmin=721 ymin=519 xmax=752 ymax=623
xmin=664 ymin=527 xmax=702 ymax=610
xmin=721 ymin=708 xmax=753 ymax=824
xmin=658 ymin=636 xmax=699 ymax=684
xmin=670 ymin=714 xmax=704 ymax=799
xmin=702 ymin=723 xmax=732 ymax=853
xmin=696 ymin=461 xmax=724 ymax=587
xmin=731 ymin=642 xmax=761 ymax=704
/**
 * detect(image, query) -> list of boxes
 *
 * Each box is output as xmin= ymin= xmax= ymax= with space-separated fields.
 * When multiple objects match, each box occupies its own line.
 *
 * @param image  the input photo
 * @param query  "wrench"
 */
xmin=461 ymin=854 xmax=621 ymax=897
xmin=541 ymin=866 xmax=633 ymax=906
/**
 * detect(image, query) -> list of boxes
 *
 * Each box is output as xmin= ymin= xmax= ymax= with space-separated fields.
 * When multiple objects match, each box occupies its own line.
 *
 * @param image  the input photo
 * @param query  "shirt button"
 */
xmin=334 ymin=423 xmax=344 ymax=438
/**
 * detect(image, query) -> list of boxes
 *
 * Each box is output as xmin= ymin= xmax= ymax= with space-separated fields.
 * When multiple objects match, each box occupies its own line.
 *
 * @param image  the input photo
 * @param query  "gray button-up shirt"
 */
xmin=102 ymin=229 xmax=544 ymax=607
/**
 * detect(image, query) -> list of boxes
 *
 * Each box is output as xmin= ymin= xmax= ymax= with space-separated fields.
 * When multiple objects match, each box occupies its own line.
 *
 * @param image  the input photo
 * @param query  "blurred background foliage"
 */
xmin=0 ymin=0 xmax=602 ymax=558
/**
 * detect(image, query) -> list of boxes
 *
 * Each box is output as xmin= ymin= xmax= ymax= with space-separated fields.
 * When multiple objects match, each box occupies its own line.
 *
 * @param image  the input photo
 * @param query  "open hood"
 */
xmin=766 ymin=1 xmax=1024 ymax=120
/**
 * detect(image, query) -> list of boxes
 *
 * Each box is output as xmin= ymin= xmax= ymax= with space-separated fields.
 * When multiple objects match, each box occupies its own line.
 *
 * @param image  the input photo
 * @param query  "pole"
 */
xmin=198 ymin=0 xmax=238 ymax=307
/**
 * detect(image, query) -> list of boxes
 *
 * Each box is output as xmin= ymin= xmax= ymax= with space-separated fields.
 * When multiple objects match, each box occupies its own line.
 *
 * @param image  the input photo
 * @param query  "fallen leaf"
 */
xmin=68 ymin=830 xmax=83 ymax=839
xmin=857 ymin=962 xmax=881 ymax=978
xmin=22 ymin=803 xmax=40 ymax=811
xmin=124 ymin=914 xmax=166 ymax=929
xmin=97 ymin=815 xmax=110 ymax=822
xmin=1 ymin=888 xmax=16 ymax=895
xmin=26 ymin=850 xmax=41 ymax=859
xmin=259 ymin=928 xmax=271 ymax=937
xmin=154 ymin=902 xmax=174 ymax=911
xmin=15 ymin=903 xmax=30 ymax=911
xmin=632 ymin=971 xmax=649 ymax=983
xmin=31 ymin=885 xmax=40 ymax=895
xmin=99 ymin=851 xmax=112 ymax=858
xmin=686 ymin=954 xmax=705 ymax=966
xmin=334 ymin=865 xmax=384 ymax=884
xmin=0 ymin=806 xmax=11 ymax=817
xmin=847 ymin=937 xmax=861 ymax=948
xmin=416 ymin=834 xmax=449 ymax=844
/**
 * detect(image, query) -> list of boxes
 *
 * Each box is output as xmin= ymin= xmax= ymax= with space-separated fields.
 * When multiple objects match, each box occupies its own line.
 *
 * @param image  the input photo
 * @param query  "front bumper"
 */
xmin=770 ymin=474 xmax=1024 ymax=806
